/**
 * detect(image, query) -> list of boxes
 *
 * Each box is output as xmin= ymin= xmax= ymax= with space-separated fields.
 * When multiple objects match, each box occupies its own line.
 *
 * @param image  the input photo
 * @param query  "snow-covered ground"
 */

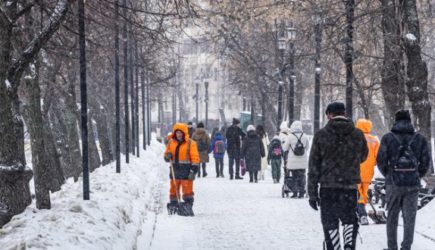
xmin=1 ymin=141 xmax=434 ymax=250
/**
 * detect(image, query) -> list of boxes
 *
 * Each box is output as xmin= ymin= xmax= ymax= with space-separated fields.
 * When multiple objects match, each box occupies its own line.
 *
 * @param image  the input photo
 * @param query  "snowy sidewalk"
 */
xmin=142 ymin=158 xmax=435 ymax=250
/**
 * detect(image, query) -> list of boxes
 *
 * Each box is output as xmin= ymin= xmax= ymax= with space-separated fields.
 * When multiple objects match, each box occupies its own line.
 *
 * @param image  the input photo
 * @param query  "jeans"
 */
xmin=215 ymin=158 xmax=224 ymax=177
xmin=270 ymin=159 xmax=281 ymax=182
xmin=229 ymin=156 xmax=240 ymax=177
xmin=386 ymin=185 xmax=419 ymax=250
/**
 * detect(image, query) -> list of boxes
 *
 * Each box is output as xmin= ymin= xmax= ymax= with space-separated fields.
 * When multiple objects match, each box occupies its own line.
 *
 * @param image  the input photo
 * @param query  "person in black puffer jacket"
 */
xmin=308 ymin=102 xmax=368 ymax=250
xmin=377 ymin=110 xmax=431 ymax=250
xmin=225 ymin=118 xmax=246 ymax=180
xmin=242 ymin=125 xmax=265 ymax=183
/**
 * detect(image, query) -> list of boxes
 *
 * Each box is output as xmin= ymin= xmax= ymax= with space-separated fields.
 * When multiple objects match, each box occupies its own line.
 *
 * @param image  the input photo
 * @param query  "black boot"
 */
xmin=235 ymin=175 xmax=243 ymax=180
xmin=230 ymin=175 xmax=233 ymax=180
xmin=291 ymin=192 xmax=298 ymax=198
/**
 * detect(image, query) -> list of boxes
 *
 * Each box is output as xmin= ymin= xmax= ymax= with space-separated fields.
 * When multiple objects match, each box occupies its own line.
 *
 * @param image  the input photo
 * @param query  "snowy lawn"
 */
xmin=0 ymin=140 xmax=166 ymax=250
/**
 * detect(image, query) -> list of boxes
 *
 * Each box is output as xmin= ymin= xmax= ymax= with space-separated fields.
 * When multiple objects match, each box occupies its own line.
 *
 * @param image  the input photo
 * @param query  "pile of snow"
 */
xmin=416 ymin=197 xmax=435 ymax=240
xmin=0 ymin=139 xmax=166 ymax=250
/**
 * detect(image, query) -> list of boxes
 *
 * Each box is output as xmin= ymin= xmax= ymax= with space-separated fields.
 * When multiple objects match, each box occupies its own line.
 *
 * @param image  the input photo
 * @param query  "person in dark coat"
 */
xmin=210 ymin=132 xmax=226 ymax=178
xmin=187 ymin=121 xmax=195 ymax=138
xmin=308 ymin=102 xmax=368 ymax=250
xmin=377 ymin=110 xmax=431 ymax=250
xmin=225 ymin=118 xmax=246 ymax=180
xmin=242 ymin=125 xmax=265 ymax=183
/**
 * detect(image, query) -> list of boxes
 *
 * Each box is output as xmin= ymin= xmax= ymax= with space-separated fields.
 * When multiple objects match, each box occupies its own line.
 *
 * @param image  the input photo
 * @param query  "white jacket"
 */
xmin=283 ymin=121 xmax=310 ymax=170
xmin=260 ymin=133 xmax=270 ymax=170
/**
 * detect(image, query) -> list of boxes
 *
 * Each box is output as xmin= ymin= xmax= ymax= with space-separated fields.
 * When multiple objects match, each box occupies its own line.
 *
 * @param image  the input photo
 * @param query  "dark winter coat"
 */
xmin=188 ymin=127 xmax=195 ymax=138
xmin=308 ymin=116 xmax=368 ymax=200
xmin=268 ymin=138 xmax=284 ymax=162
xmin=225 ymin=125 xmax=246 ymax=158
xmin=210 ymin=132 xmax=226 ymax=159
xmin=191 ymin=128 xmax=211 ymax=163
xmin=242 ymin=131 xmax=265 ymax=172
xmin=376 ymin=120 xmax=431 ymax=186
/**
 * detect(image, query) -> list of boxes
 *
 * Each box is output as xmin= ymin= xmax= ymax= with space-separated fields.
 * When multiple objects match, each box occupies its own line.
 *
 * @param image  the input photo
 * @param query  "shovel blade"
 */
xmin=167 ymin=203 xmax=178 ymax=215
xmin=177 ymin=202 xmax=194 ymax=217
xmin=368 ymin=210 xmax=387 ymax=224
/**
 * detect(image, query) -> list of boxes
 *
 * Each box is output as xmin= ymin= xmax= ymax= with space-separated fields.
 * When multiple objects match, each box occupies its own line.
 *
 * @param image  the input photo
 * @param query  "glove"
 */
xmin=164 ymin=152 xmax=172 ymax=162
xmin=188 ymin=171 xmax=196 ymax=180
xmin=309 ymin=199 xmax=319 ymax=211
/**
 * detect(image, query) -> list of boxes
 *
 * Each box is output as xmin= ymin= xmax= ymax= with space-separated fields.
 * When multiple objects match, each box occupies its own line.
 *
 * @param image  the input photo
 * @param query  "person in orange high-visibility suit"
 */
xmin=164 ymin=123 xmax=200 ymax=206
xmin=355 ymin=119 xmax=380 ymax=225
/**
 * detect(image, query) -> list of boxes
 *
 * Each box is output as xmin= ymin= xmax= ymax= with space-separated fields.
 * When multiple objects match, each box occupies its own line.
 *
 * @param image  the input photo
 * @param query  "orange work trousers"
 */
xmin=357 ymin=182 xmax=370 ymax=205
xmin=169 ymin=179 xmax=194 ymax=202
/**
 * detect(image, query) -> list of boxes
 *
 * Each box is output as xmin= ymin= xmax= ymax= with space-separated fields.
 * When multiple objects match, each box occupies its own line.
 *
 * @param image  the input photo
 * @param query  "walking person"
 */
xmin=268 ymin=135 xmax=284 ymax=183
xmin=164 ymin=123 xmax=200 ymax=214
xmin=355 ymin=119 xmax=380 ymax=225
xmin=256 ymin=125 xmax=270 ymax=180
xmin=308 ymin=102 xmax=368 ymax=250
xmin=225 ymin=118 xmax=246 ymax=180
xmin=242 ymin=125 xmax=265 ymax=183
xmin=283 ymin=120 xmax=310 ymax=198
xmin=377 ymin=110 xmax=431 ymax=250
xmin=279 ymin=121 xmax=290 ymax=150
xmin=187 ymin=121 xmax=195 ymax=138
xmin=192 ymin=122 xmax=211 ymax=178
xmin=210 ymin=131 xmax=226 ymax=178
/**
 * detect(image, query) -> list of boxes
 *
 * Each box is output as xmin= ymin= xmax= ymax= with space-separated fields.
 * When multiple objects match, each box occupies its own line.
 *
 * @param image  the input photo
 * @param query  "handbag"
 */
xmin=240 ymin=159 xmax=246 ymax=176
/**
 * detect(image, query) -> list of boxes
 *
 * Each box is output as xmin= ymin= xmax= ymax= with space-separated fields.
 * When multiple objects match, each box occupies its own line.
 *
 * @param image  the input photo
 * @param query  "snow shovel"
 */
xmin=166 ymin=163 xmax=194 ymax=217
xmin=367 ymin=189 xmax=387 ymax=224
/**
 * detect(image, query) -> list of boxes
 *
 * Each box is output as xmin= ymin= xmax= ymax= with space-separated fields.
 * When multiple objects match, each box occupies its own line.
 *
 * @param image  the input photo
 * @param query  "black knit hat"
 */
xmin=197 ymin=122 xmax=205 ymax=128
xmin=395 ymin=110 xmax=411 ymax=121
xmin=325 ymin=102 xmax=346 ymax=115
xmin=187 ymin=121 xmax=193 ymax=126
xmin=233 ymin=118 xmax=240 ymax=125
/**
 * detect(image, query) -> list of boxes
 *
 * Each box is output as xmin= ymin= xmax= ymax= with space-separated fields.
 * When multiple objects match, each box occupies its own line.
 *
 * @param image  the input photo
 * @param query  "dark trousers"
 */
xmin=270 ymin=159 xmax=281 ymax=182
xmin=320 ymin=187 xmax=359 ymax=250
xmin=197 ymin=163 xmax=207 ymax=177
xmin=229 ymin=156 xmax=240 ymax=177
xmin=249 ymin=171 xmax=258 ymax=182
xmin=215 ymin=158 xmax=224 ymax=177
xmin=290 ymin=169 xmax=306 ymax=195
xmin=386 ymin=185 xmax=419 ymax=250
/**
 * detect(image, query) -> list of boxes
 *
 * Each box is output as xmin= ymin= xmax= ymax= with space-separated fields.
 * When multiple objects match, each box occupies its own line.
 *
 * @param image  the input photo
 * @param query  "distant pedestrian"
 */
xmin=278 ymin=121 xmax=290 ymax=150
xmin=283 ymin=120 xmax=310 ymax=198
xmin=377 ymin=110 xmax=431 ymax=250
xmin=256 ymin=125 xmax=269 ymax=180
xmin=225 ymin=118 xmax=246 ymax=180
xmin=355 ymin=119 xmax=379 ymax=225
xmin=268 ymin=135 xmax=284 ymax=183
xmin=187 ymin=121 xmax=195 ymax=138
xmin=192 ymin=122 xmax=211 ymax=178
xmin=210 ymin=132 xmax=226 ymax=178
xmin=242 ymin=125 xmax=265 ymax=183
xmin=308 ymin=102 xmax=368 ymax=250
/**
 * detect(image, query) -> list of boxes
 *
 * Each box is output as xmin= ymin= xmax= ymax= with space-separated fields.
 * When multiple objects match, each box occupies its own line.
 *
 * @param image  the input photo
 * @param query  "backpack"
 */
xmin=272 ymin=146 xmax=282 ymax=158
xmin=214 ymin=140 xmax=225 ymax=154
xmin=391 ymin=133 xmax=420 ymax=187
xmin=290 ymin=133 xmax=305 ymax=156
xmin=197 ymin=139 xmax=208 ymax=152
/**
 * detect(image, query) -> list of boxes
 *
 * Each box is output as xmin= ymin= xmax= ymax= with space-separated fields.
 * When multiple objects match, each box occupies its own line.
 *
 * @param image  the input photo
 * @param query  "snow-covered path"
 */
xmin=141 ymin=158 xmax=435 ymax=250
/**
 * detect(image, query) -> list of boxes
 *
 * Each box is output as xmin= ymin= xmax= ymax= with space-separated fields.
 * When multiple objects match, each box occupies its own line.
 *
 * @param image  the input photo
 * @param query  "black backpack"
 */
xmin=391 ymin=133 xmax=420 ymax=187
xmin=290 ymin=133 xmax=305 ymax=156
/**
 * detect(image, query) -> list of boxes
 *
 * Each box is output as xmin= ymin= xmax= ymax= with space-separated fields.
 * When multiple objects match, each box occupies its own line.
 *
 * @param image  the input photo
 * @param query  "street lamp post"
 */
xmin=195 ymin=80 xmax=199 ymax=125
xmin=287 ymin=25 xmax=297 ymax=126
xmin=277 ymin=81 xmax=283 ymax=131
xmin=204 ymin=81 xmax=209 ymax=128
xmin=314 ymin=11 xmax=323 ymax=134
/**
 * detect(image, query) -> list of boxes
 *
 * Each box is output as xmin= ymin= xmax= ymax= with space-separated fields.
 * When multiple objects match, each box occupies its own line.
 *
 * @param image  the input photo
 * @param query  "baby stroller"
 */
xmin=282 ymin=167 xmax=296 ymax=198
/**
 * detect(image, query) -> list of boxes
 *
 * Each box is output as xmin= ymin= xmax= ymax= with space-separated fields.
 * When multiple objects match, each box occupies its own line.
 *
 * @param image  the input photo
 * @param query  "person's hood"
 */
xmin=194 ymin=128 xmax=207 ymax=136
xmin=272 ymin=135 xmax=280 ymax=140
xmin=356 ymin=119 xmax=372 ymax=134
xmin=270 ymin=137 xmax=281 ymax=146
xmin=214 ymin=132 xmax=224 ymax=140
xmin=325 ymin=116 xmax=355 ymax=136
xmin=247 ymin=130 xmax=257 ymax=138
xmin=247 ymin=125 xmax=255 ymax=132
xmin=290 ymin=121 xmax=303 ymax=133
xmin=171 ymin=123 xmax=189 ymax=141
xmin=279 ymin=121 xmax=289 ymax=133
xmin=391 ymin=120 xmax=415 ymax=134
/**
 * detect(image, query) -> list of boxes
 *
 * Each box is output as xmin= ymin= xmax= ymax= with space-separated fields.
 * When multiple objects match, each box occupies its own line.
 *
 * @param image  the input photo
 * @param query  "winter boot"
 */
xmin=298 ymin=192 xmax=305 ymax=199
xmin=220 ymin=171 xmax=224 ymax=178
xmin=235 ymin=175 xmax=243 ymax=180
xmin=202 ymin=165 xmax=207 ymax=177
xmin=323 ymin=228 xmax=341 ymax=250
xmin=291 ymin=192 xmax=298 ymax=198
xmin=230 ymin=175 xmax=234 ymax=180
xmin=343 ymin=223 xmax=358 ymax=250
xmin=359 ymin=216 xmax=369 ymax=225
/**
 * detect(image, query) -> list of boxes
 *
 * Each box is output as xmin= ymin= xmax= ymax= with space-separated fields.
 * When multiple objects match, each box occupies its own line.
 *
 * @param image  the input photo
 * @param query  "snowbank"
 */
xmin=416 ymin=198 xmax=435 ymax=241
xmin=0 ymin=140 xmax=166 ymax=250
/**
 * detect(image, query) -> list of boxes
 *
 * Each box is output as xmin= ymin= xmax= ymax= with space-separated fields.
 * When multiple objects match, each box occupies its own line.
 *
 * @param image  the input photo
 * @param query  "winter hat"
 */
xmin=325 ymin=102 xmax=346 ymax=115
xmin=233 ymin=118 xmax=240 ymax=125
xmin=247 ymin=125 xmax=255 ymax=132
xmin=187 ymin=121 xmax=193 ymax=127
xmin=197 ymin=122 xmax=205 ymax=128
xmin=395 ymin=110 xmax=411 ymax=121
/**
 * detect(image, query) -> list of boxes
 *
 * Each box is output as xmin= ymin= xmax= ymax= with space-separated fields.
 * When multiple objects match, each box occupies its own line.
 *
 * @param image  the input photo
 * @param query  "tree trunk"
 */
xmin=91 ymin=102 xmax=114 ymax=166
xmin=88 ymin=114 xmax=101 ymax=172
xmin=22 ymin=59 xmax=51 ymax=209
xmin=381 ymin=0 xmax=406 ymax=128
